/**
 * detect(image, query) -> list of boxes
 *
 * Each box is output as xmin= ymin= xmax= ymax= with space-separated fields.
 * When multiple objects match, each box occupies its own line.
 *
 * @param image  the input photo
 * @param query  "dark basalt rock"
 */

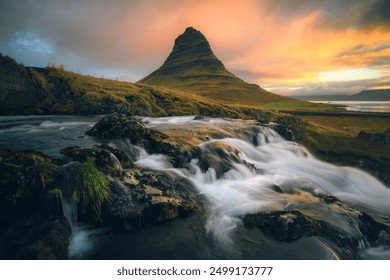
xmin=86 ymin=113 xmax=191 ymax=167
xmin=61 ymin=144 xmax=133 ymax=175
xmin=0 ymin=149 xmax=71 ymax=259
xmin=243 ymin=209 xmax=390 ymax=256
xmin=102 ymin=168 xmax=200 ymax=230
xmin=0 ymin=215 xmax=71 ymax=260
xmin=0 ymin=149 xmax=61 ymax=214
xmin=272 ymin=116 xmax=307 ymax=142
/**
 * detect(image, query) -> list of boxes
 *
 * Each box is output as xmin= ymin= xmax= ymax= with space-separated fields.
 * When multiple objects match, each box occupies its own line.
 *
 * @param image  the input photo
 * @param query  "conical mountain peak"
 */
xmin=139 ymin=27 xmax=289 ymax=106
xmin=163 ymin=27 xmax=218 ymax=66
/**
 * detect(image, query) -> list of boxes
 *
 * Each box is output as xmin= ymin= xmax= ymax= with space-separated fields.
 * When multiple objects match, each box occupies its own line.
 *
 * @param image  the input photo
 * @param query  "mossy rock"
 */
xmin=142 ymin=202 xmax=179 ymax=224
xmin=0 ymin=149 xmax=60 ymax=213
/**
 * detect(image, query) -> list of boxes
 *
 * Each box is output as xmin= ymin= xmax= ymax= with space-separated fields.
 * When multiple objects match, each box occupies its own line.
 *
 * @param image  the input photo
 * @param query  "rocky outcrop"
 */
xmin=86 ymin=113 xmax=192 ymax=166
xmin=0 ymin=215 xmax=71 ymax=260
xmin=61 ymin=144 xmax=133 ymax=175
xmin=243 ymin=209 xmax=390 ymax=258
xmin=0 ymin=149 xmax=71 ymax=259
xmin=102 ymin=168 xmax=201 ymax=229
xmin=357 ymin=129 xmax=390 ymax=145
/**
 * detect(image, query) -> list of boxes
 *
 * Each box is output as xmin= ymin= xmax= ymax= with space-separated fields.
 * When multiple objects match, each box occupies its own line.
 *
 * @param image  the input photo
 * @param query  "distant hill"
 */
xmin=0 ymin=53 xmax=242 ymax=117
xmin=139 ymin=27 xmax=292 ymax=106
xmin=292 ymin=89 xmax=390 ymax=101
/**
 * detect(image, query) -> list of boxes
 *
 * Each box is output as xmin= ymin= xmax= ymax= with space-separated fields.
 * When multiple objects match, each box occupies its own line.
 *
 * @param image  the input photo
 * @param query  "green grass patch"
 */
xmin=74 ymin=158 xmax=110 ymax=220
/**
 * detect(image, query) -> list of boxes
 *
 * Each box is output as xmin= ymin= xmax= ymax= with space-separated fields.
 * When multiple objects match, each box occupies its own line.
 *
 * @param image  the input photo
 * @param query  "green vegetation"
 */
xmin=74 ymin=158 xmax=110 ymax=220
xmin=259 ymin=101 xmax=342 ymax=112
xmin=299 ymin=115 xmax=390 ymax=137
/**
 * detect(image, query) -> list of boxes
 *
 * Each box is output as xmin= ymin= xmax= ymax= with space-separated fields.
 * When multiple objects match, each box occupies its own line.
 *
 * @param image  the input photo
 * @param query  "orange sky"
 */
xmin=1 ymin=0 xmax=390 ymax=95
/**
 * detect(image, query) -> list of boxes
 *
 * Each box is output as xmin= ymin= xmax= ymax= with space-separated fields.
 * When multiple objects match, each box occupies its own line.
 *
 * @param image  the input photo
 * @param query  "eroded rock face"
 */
xmin=86 ymin=113 xmax=191 ymax=166
xmin=103 ymin=168 xmax=201 ymax=230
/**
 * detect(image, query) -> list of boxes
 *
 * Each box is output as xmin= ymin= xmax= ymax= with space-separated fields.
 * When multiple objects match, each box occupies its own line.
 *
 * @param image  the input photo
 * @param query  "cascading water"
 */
xmin=61 ymin=161 xmax=95 ymax=259
xmin=134 ymin=116 xmax=390 ymax=258
xmin=1 ymin=115 xmax=389 ymax=259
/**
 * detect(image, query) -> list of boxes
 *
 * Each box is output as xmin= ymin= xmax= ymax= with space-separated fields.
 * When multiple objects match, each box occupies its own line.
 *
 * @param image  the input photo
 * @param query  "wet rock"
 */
xmin=0 ymin=215 xmax=71 ymax=260
xmin=86 ymin=113 xmax=191 ymax=167
xmin=243 ymin=209 xmax=390 ymax=256
xmin=196 ymin=141 xmax=242 ymax=178
xmin=272 ymin=116 xmax=307 ymax=141
xmin=193 ymin=114 xmax=205 ymax=120
xmin=61 ymin=145 xmax=132 ymax=175
xmin=102 ymin=168 xmax=200 ymax=229
xmin=358 ymin=212 xmax=386 ymax=243
xmin=0 ymin=149 xmax=61 ymax=213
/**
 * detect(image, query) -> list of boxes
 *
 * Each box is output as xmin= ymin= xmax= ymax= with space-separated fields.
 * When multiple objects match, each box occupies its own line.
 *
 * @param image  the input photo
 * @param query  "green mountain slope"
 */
xmin=0 ymin=54 xmax=244 ymax=117
xmin=139 ymin=27 xmax=292 ymax=106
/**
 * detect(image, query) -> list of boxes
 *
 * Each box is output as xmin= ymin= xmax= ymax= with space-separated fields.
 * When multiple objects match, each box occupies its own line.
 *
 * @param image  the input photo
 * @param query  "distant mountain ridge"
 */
xmin=292 ymin=89 xmax=390 ymax=101
xmin=139 ymin=27 xmax=291 ymax=105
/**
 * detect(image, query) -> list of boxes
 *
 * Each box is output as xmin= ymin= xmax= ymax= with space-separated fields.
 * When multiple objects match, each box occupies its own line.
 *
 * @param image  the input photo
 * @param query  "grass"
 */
xmin=259 ymin=101 xmax=342 ymax=112
xmin=299 ymin=116 xmax=390 ymax=137
xmin=74 ymin=158 xmax=110 ymax=220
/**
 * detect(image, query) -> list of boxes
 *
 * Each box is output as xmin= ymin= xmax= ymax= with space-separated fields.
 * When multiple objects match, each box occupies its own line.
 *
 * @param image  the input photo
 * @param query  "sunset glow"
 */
xmin=1 ymin=0 xmax=390 ymax=96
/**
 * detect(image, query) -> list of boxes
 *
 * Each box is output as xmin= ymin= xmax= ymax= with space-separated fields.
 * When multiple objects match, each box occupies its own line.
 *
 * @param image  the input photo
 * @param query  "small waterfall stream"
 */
xmin=61 ymin=162 xmax=95 ymax=259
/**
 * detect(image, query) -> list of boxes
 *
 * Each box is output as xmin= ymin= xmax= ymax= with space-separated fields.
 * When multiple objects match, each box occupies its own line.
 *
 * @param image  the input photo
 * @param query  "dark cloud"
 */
xmin=338 ymin=41 xmax=390 ymax=57
xmin=267 ymin=0 xmax=390 ymax=30
xmin=359 ymin=0 xmax=390 ymax=28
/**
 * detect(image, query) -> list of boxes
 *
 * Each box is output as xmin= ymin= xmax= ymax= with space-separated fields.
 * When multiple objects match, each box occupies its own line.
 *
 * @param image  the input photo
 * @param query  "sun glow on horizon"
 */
xmin=318 ymin=68 xmax=387 ymax=82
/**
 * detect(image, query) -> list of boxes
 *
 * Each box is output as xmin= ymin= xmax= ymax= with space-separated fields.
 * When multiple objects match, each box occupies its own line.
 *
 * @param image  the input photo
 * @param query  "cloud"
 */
xmin=0 ymin=0 xmax=389 ymax=95
xmin=338 ymin=41 xmax=390 ymax=57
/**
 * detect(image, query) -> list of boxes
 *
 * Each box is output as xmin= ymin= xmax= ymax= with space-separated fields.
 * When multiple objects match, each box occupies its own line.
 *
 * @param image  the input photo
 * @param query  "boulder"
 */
xmin=102 ymin=168 xmax=200 ymax=229
xmin=86 ymin=113 xmax=191 ymax=167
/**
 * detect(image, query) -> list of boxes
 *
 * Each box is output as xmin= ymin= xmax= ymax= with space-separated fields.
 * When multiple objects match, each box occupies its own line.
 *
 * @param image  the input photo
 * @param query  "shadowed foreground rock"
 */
xmin=0 ymin=149 xmax=71 ymax=259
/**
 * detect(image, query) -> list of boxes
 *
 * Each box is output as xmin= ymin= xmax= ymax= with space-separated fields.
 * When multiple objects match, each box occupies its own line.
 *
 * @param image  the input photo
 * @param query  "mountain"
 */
xmin=353 ymin=89 xmax=390 ymax=100
xmin=139 ymin=27 xmax=291 ymax=106
xmin=0 ymin=53 xmax=244 ymax=117
xmin=292 ymin=89 xmax=390 ymax=101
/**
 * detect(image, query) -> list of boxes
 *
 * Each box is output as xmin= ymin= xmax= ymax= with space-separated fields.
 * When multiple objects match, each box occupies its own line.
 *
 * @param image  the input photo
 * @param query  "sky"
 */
xmin=1 ymin=0 xmax=390 ymax=96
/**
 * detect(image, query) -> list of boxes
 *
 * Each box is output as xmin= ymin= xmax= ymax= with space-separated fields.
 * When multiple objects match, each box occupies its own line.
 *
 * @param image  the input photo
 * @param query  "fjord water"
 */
xmin=310 ymin=101 xmax=390 ymax=113
xmin=1 ymin=115 xmax=389 ymax=259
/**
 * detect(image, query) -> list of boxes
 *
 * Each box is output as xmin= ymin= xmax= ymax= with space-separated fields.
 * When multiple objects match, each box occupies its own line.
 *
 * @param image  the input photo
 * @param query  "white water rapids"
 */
xmin=135 ymin=116 xmax=390 ymax=256
xmin=1 ymin=115 xmax=389 ymax=258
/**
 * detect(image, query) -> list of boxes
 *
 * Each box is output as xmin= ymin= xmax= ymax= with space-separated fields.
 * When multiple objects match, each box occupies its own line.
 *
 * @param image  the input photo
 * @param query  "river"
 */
xmin=1 ymin=115 xmax=389 ymax=259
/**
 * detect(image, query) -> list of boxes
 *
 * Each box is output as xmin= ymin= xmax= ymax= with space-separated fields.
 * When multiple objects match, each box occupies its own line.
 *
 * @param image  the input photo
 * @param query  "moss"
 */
xmin=74 ymin=158 xmax=111 ymax=220
xmin=142 ymin=202 xmax=179 ymax=224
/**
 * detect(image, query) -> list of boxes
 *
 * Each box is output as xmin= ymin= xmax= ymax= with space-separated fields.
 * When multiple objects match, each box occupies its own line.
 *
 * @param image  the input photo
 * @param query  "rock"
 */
xmin=0 ymin=149 xmax=61 ymax=213
xmin=193 ymin=114 xmax=205 ymax=120
xmin=357 ymin=129 xmax=390 ymax=145
xmin=196 ymin=141 xmax=242 ymax=178
xmin=61 ymin=145 xmax=132 ymax=175
xmin=0 ymin=215 xmax=71 ymax=260
xmin=272 ymin=116 xmax=307 ymax=141
xmin=243 ymin=209 xmax=390 ymax=256
xmin=102 ymin=168 xmax=200 ymax=229
xmin=86 ymin=113 xmax=190 ymax=167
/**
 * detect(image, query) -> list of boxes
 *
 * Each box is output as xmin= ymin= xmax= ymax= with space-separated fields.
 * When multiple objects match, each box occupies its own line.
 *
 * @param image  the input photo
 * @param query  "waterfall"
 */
xmin=61 ymin=161 xmax=94 ymax=259
xmin=61 ymin=161 xmax=81 ymax=229
xmin=134 ymin=117 xmax=390 ymax=256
